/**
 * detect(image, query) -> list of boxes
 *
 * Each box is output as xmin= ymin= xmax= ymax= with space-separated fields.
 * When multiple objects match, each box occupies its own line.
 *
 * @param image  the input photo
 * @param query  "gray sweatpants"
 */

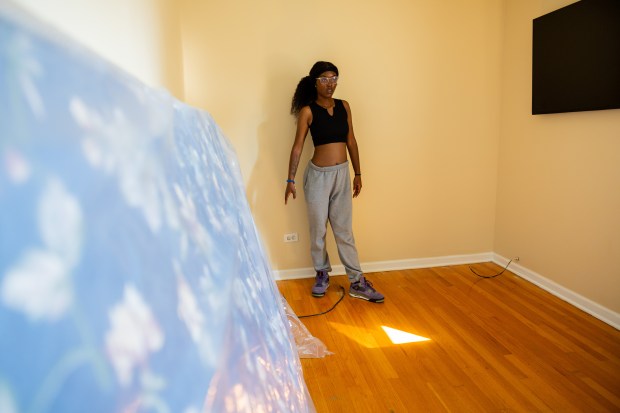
xmin=303 ymin=160 xmax=363 ymax=283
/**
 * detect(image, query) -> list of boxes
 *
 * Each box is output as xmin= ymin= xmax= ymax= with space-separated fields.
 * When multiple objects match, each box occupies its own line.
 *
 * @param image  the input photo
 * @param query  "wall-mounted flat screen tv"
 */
xmin=532 ymin=0 xmax=620 ymax=115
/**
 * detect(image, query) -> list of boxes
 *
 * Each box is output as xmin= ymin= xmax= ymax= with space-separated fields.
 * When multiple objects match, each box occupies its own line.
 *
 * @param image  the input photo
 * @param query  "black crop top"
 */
xmin=309 ymin=99 xmax=349 ymax=146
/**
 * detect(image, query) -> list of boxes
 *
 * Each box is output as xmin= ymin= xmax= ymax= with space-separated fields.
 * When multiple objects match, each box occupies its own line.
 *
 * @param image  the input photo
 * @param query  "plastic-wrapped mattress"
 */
xmin=0 ymin=4 xmax=317 ymax=412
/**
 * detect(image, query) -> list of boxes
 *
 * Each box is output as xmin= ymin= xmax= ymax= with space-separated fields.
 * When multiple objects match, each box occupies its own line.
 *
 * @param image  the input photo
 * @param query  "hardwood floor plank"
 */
xmin=278 ymin=264 xmax=620 ymax=412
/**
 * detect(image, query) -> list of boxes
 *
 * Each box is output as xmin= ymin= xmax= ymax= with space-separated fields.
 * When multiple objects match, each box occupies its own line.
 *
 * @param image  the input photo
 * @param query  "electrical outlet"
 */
xmin=283 ymin=233 xmax=299 ymax=243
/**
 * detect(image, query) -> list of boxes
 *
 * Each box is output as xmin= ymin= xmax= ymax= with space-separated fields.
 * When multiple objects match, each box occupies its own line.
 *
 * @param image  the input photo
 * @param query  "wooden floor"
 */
xmin=277 ymin=264 xmax=620 ymax=413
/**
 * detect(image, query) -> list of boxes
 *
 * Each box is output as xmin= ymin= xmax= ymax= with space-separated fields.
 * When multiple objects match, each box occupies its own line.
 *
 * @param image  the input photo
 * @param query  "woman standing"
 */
xmin=284 ymin=61 xmax=384 ymax=303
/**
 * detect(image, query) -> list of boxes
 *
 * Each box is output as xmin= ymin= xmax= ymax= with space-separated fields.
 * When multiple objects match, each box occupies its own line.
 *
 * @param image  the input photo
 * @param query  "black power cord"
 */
xmin=469 ymin=258 xmax=516 ymax=279
xmin=298 ymin=285 xmax=346 ymax=318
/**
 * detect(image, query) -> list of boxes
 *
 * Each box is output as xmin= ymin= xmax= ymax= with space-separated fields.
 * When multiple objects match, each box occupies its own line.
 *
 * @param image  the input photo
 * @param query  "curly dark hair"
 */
xmin=290 ymin=61 xmax=339 ymax=115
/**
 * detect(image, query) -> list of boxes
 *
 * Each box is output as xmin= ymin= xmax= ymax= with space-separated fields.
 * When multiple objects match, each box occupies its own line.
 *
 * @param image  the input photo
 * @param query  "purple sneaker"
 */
xmin=311 ymin=270 xmax=329 ymax=297
xmin=349 ymin=277 xmax=384 ymax=303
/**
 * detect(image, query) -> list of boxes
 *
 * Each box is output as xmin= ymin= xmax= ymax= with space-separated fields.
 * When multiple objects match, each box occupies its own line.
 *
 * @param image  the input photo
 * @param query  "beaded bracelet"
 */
xmin=286 ymin=179 xmax=295 ymax=184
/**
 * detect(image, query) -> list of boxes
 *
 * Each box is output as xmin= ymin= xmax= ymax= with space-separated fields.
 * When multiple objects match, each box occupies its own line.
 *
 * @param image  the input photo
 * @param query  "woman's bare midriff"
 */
xmin=311 ymin=142 xmax=348 ymax=167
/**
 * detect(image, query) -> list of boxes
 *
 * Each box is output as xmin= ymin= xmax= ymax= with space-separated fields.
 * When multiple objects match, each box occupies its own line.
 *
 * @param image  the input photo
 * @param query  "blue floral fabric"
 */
xmin=0 ymin=5 xmax=313 ymax=413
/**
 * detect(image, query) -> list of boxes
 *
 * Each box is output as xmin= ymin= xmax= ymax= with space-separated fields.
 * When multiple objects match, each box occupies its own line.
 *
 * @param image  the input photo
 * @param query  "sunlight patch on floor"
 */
xmin=381 ymin=326 xmax=431 ymax=344
xmin=329 ymin=322 xmax=379 ymax=348
xmin=328 ymin=322 xmax=431 ymax=348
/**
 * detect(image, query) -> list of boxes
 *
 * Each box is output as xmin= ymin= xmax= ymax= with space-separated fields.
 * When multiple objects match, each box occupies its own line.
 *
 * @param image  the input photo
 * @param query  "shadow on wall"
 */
xmin=246 ymin=59 xmax=315 ymax=272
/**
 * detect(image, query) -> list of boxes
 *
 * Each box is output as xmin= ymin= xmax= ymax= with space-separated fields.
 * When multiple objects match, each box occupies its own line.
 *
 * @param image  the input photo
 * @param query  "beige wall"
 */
xmin=13 ymin=0 xmax=185 ymax=99
xmin=181 ymin=0 xmax=503 ymax=272
xmin=496 ymin=0 xmax=620 ymax=312
xmin=10 ymin=0 xmax=619 ymax=314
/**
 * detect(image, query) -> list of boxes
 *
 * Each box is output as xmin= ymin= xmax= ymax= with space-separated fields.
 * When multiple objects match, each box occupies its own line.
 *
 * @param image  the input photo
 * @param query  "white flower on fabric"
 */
xmin=162 ymin=185 xmax=180 ymax=231
xmin=3 ymin=148 xmax=31 ymax=184
xmin=0 ymin=178 xmax=80 ymax=321
xmin=176 ymin=270 xmax=205 ymax=343
xmin=173 ymin=184 xmax=212 ymax=253
xmin=105 ymin=285 xmax=164 ymax=387
xmin=1 ymin=250 xmax=71 ymax=322
xmin=80 ymin=137 xmax=103 ymax=168
xmin=0 ymin=380 xmax=19 ymax=413
xmin=12 ymin=33 xmax=45 ymax=119
xmin=118 ymin=150 xmax=162 ymax=232
xmin=70 ymin=98 xmax=106 ymax=170
xmin=175 ymin=264 xmax=221 ymax=368
xmin=69 ymin=97 xmax=103 ymax=130
xmin=70 ymin=96 xmax=171 ymax=234
xmin=198 ymin=264 xmax=227 ymax=315
xmin=38 ymin=178 xmax=83 ymax=267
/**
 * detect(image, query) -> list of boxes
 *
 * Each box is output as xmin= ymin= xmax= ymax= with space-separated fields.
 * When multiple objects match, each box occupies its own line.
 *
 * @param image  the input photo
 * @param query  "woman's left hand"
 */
xmin=353 ymin=175 xmax=362 ymax=198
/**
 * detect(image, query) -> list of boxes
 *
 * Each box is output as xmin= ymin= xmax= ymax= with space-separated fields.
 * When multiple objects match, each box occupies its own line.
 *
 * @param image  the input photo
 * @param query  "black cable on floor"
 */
xmin=469 ymin=259 xmax=515 ymax=279
xmin=298 ymin=285 xmax=346 ymax=318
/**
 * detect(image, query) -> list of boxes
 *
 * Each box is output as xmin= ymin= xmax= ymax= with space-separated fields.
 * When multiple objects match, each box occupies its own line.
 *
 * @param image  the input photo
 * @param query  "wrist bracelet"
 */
xmin=355 ymin=173 xmax=361 ymax=176
xmin=286 ymin=179 xmax=295 ymax=184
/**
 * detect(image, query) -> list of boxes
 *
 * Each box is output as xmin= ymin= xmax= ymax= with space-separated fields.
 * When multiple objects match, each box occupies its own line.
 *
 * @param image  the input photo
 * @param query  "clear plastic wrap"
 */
xmin=0 ymin=4 xmax=315 ymax=412
xmin=282 ymin=297 xmax=333 ymax=358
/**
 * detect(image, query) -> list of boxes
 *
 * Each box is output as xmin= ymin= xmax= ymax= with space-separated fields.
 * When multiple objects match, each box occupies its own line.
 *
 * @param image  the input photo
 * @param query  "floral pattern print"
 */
xmin=0 ymin=5 xmax=313 ymax=413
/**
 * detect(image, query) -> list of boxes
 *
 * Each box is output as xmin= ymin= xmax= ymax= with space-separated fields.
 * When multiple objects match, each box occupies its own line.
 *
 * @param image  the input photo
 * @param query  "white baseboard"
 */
xmin=272 ymin=252 xmax=619 ymax=331
xmin=271 ymin=252 xmax=495 ymax=280
xmin=492 ymin=254 xmax=620 ymax=331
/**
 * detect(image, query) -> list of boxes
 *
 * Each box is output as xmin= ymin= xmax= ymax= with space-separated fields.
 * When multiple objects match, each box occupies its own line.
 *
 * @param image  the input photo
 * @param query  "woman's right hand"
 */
xmin=285 ymin=182 xmax=296 ymax=204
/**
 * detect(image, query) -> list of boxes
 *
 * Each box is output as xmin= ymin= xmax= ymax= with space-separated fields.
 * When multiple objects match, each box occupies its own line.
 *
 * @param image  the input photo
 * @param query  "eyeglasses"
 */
xmin=316 ymin=76 xmax=338 ymax=85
